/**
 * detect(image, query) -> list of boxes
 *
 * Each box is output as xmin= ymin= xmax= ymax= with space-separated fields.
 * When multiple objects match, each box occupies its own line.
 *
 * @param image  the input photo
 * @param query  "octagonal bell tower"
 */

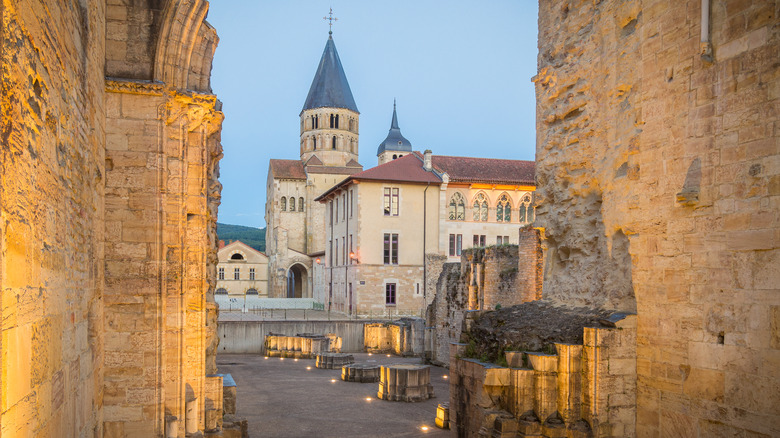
xmin=299 ymin=34 xmax=359 ymax=167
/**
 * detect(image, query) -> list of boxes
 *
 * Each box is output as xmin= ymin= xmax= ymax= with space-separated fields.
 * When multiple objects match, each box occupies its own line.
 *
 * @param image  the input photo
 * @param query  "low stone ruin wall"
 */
xmin=264 ymin=333 xmax=340 ymax=358
xmin=449 ymin=315 xmax=636 ymax=437
xmin=364 ymin=318 xmax=425 ymax=356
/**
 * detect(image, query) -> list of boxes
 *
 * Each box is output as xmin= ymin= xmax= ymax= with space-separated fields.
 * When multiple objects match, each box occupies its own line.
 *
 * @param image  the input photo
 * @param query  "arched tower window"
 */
xmin=332 ymin=136 xmax=337 ymax=149
xmin=497 ymin=194 xmax=511 ymax=222
xmin=313 ymin=136 xmax=317 ymax=150
xmin=315 ymin=115 xmax=319 ymax=129
xmin=289 ymin=197 xmax=296 ymax=212
xmin=330 ymin=114 xmax=335 ymax=128
xmin=472 ymin=193 xmax=488 ymax=222
xmin=299 ymin=197 xmax=305 ymax=212
xmin=335 ymin=114 xmax=339 ymax=129
xmin=519 ymin=194 xmax=532 ymax=223
xmin=448 ymin=192 xmax=466 ymax=221
xmin=281 ymin=197 xmax=287 ymax=211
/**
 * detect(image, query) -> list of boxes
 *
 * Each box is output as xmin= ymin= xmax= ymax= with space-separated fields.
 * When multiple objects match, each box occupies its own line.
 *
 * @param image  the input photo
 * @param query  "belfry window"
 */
xmin=289 ymin=197 xmax=296 ymax=212
xmin=335 ymin=114 xmax=339 ymax=129
xmin=332 ymin=136 xmax=337 ymax=149
xmin=299 ymin=197 xmax=304 ymax=212
xmin=472 ymin=193 xmax=488 ymax=221
xmin=281 ymin=197 xmax=287 ymax=211
xmin=496 ymin=194 xmax=511 ymax=222
xmin=315 ymin=115 xmax=319 ymax=129
xmin=313 ymin=137 xmax=317 ymax=150
xmin=448 ymin=192 xmax=466 ymax=221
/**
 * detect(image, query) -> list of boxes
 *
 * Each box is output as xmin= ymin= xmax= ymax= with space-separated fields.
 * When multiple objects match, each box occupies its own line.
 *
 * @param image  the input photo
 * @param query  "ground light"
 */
xmin=420 ymin=425 xmax=430 ymax=432
xmin=294 ymin=358 xmax=298 ymax=362
xmin=330 ymin=379 xmax=337 ymax=383
xmin=443 ymin=375 xmax=448 ymax=379
xmin=386 ymin=354 xmax=391 ymax=357
xmin=264 ymin=357 xmax=268 ymax=360
xmin=306 ymin=366 xmax=312 ymax=370
xmin=365 ymin=397 xmax=372 ymax=402
xmin=280 ymin=358 xmax=284 ymax=361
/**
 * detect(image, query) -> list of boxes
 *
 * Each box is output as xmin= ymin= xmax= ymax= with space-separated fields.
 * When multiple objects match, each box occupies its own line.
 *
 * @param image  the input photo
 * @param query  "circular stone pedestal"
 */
xmin=341 ymin=363 xmax=381 ymax=383
xmin=315 ymin=353 xmax=354 ymax=369
xmin=377 ymin=364 xmax=434 ymax=402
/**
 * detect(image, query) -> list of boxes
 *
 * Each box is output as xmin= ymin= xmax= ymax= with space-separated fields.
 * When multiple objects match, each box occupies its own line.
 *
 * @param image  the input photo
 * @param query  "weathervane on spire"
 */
xmin=323 ymin=8 xmax=338 ymax=35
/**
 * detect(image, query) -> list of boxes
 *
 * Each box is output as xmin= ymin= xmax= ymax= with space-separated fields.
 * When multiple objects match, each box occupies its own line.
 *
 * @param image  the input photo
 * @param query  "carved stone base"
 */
xmin=315 ymin=353 xmax=355 ymax=369
xmin=341 ymin=363 xmax=381 ymax=383
xmin=377 ymin=364 xmax=434 ymax=402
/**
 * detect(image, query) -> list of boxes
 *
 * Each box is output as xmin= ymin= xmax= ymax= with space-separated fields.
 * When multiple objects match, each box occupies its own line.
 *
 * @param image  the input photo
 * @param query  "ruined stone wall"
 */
xmin=1 ymin=1 xmax=106 ymax=435
xmin=427 ymin=262 xmax=465 ymax=366
xmin=448 ymin=316 xmax=637 ymax=437
xmin=536 ymin=1 xmax=779 ymax=436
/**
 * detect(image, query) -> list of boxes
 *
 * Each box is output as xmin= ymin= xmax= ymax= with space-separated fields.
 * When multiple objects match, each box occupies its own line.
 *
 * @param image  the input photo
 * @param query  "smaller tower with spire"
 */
xmin=376 ymin=100 xmax=413 ymax=165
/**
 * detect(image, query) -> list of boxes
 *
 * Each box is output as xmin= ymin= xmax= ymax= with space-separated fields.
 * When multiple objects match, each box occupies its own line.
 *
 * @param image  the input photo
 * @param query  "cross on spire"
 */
xmin=323 ymin=8 xmax=338 ymax=35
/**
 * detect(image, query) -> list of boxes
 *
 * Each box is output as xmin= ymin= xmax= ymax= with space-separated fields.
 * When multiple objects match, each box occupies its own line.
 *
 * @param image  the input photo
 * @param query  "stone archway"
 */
xmin=286 ymin=264 xmax=308 ymax=298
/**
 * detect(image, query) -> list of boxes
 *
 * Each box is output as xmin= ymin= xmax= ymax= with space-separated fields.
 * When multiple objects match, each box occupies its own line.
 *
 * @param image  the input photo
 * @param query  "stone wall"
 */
xmin=1 ymin=0 xmax=106 ymax=435
xmin=448 ymin=316 xmax=637 ymax=437
xmin=1 ymin=1 xmax=229 ymax=436
xmin=535 ymin=1 xmax=779 ymax=436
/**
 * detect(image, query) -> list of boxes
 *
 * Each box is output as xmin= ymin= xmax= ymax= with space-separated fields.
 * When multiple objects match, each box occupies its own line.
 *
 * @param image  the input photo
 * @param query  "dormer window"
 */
xmin=230 ymin=253 xmax=244 ymax=260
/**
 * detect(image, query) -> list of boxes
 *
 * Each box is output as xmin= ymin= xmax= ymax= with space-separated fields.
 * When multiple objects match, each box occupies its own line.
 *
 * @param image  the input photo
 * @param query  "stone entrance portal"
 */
xmin=286 ymin=263 xmax=308 ymax=298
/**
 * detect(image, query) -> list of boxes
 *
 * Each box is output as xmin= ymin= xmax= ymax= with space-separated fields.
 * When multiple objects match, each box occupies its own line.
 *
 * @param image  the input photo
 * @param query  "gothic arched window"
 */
xmin=519 ymin=193 xmax=532 ymax=223
xmin=332 ymin=136 xmax=337 ymax=149
xmin=289 ymin=197 xmax=296 ymax=212
xmin=472 ymin=193 xmax=488 ymax=222
xmin=448 ymin=192 xmax=466 ymax=221
xmin=497 ymin=194 xmax=511 ymax=222
xmin=299 ymin=197 xmax=305 ymax=212
xmin=281 ymin=197 xmax=287 ymax=211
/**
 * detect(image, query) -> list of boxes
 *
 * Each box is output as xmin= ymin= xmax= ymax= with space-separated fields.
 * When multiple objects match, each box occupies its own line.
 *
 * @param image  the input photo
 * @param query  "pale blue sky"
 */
xmin=207 ymin=1 xmax=539 ymax=228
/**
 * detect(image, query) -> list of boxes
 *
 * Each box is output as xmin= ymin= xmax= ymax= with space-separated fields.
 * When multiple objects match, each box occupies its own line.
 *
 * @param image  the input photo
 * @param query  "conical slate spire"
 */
xmin=301 ymin=37 xmax=359 ymax=114
xmin=377 ymin=101 xmax=412 ymax=156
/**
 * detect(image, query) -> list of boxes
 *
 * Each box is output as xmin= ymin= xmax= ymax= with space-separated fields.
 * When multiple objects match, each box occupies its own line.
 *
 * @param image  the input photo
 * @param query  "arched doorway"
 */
xmin=286 ymin=264 xmax=308 ymax=298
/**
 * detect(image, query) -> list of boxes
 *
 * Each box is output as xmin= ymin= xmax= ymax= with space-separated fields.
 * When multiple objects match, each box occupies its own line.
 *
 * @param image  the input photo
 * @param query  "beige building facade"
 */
xmin=316 ymin=140 xmax=536 ymax=315
xmin=216 ymin=241 xmax=269 ymax=297
xmin=264 ymin=34 xmax=363 ymax=299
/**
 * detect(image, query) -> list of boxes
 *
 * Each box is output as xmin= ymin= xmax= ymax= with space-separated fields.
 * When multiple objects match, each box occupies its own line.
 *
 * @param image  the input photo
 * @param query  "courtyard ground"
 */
xmin=217 ymin=353 xmax=450 ymax=437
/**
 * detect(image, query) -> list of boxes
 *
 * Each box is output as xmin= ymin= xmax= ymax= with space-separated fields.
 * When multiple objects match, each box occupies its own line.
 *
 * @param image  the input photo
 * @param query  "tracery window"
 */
xmin=472 ymin=193 xmax=488 ymax=222
xmin=496 ymin=194 xmax=511 ymax=222
xmin=281 ymin=197 xmax=287 ymax=211
xmin=448 ymin=192 xmax=466 ymax=221
xmin=519 ymin=194 xmax=534 ymax=223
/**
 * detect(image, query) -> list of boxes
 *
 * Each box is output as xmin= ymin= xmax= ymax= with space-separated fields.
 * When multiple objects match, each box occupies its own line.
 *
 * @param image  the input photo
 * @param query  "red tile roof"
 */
xmin=352 ymin=154 xmax=441 ymax=184
xmin=431 ymin=155 xmax=535 ymax=185
xmin=269 ymin=159 xmax=306 ymax=180
xmin=315 ymin=154 xmax=440 ymax=201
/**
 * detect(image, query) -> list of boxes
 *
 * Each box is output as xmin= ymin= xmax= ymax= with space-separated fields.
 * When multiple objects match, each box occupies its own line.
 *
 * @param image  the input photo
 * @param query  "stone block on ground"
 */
xmin=377 ymin=364 xmax=434 ymax=402
xmin=315 ymin=352 xmax=355 ymax=369
xmin=341 ymin=363 xmax=381 ymax=382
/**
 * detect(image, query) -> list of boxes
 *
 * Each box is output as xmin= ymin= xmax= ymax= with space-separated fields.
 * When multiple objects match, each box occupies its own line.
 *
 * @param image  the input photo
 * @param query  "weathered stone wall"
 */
xmin=2 ymin=0 xmax=227 ymax=436
xmin=536 ymin=1 xmax=779 ymax=436
xmin=426 ymin=262 xmax=465 ymax=366
xmin=1 ymin=0 xmax=106 ymax=435
xmin=448 ymin=316 xmax=637 ymax=437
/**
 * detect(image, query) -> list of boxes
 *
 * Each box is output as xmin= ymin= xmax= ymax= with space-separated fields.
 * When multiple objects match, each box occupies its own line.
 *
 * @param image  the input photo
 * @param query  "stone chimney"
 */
xmin=423 ymin=149 xmax=433 ymax=171
xmin=218 ymin=240 xmax=225 ymax=249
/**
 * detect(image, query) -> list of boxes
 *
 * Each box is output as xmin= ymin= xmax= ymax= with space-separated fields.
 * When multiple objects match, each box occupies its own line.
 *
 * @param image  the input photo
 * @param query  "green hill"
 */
xmin=217 ymin=223 xmax=266 ymax=252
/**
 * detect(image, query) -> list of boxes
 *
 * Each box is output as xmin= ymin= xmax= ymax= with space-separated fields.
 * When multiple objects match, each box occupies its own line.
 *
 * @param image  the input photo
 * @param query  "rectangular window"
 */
xmin=342 ymin=193 xmax=346 ymax=221
xmin=335 ymin=240 xmax=339 ymax=266
xmin=449 ymin=234 xmax=462 ymax=256
xmin=385 ymin=283 xmax=396 ymax=305
xmin=329 ymin=201 xmax=333 ymax=226
xmin=249 ymin=268 xmax=255 ymax=280
xmin=329 ymin=240 xmax=332 ymax=267
xmin=480 ymin=235 xmax=486 ymax=247
xmin=218 ymin=267 xmax=224 ymax=280
xmin=350 ymin=189 xmax=354 ymax=217
xmin=474 ymin=235 xmax=486 ymax=247
xmin=497 ymin=236 xmax=503 ymax=245
xmin=234 ymin=268 xmax=240 ymax=280
xmin=349 ymin=234 xmax=353 ymax=264
xmin=504 ymin=235 xmax=509 ymax=243
xmin=342 ymin=237 xmax=346 ymax=265
xmin=383 ymin=187 xmax=399 ymax=216
xmin=335 ymin=200 xmax=339 ymax=224
xmin=416 ymin=283 xmax=421 ymax=296
xmin=383 ymin=233 xmax=399 ymax=265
